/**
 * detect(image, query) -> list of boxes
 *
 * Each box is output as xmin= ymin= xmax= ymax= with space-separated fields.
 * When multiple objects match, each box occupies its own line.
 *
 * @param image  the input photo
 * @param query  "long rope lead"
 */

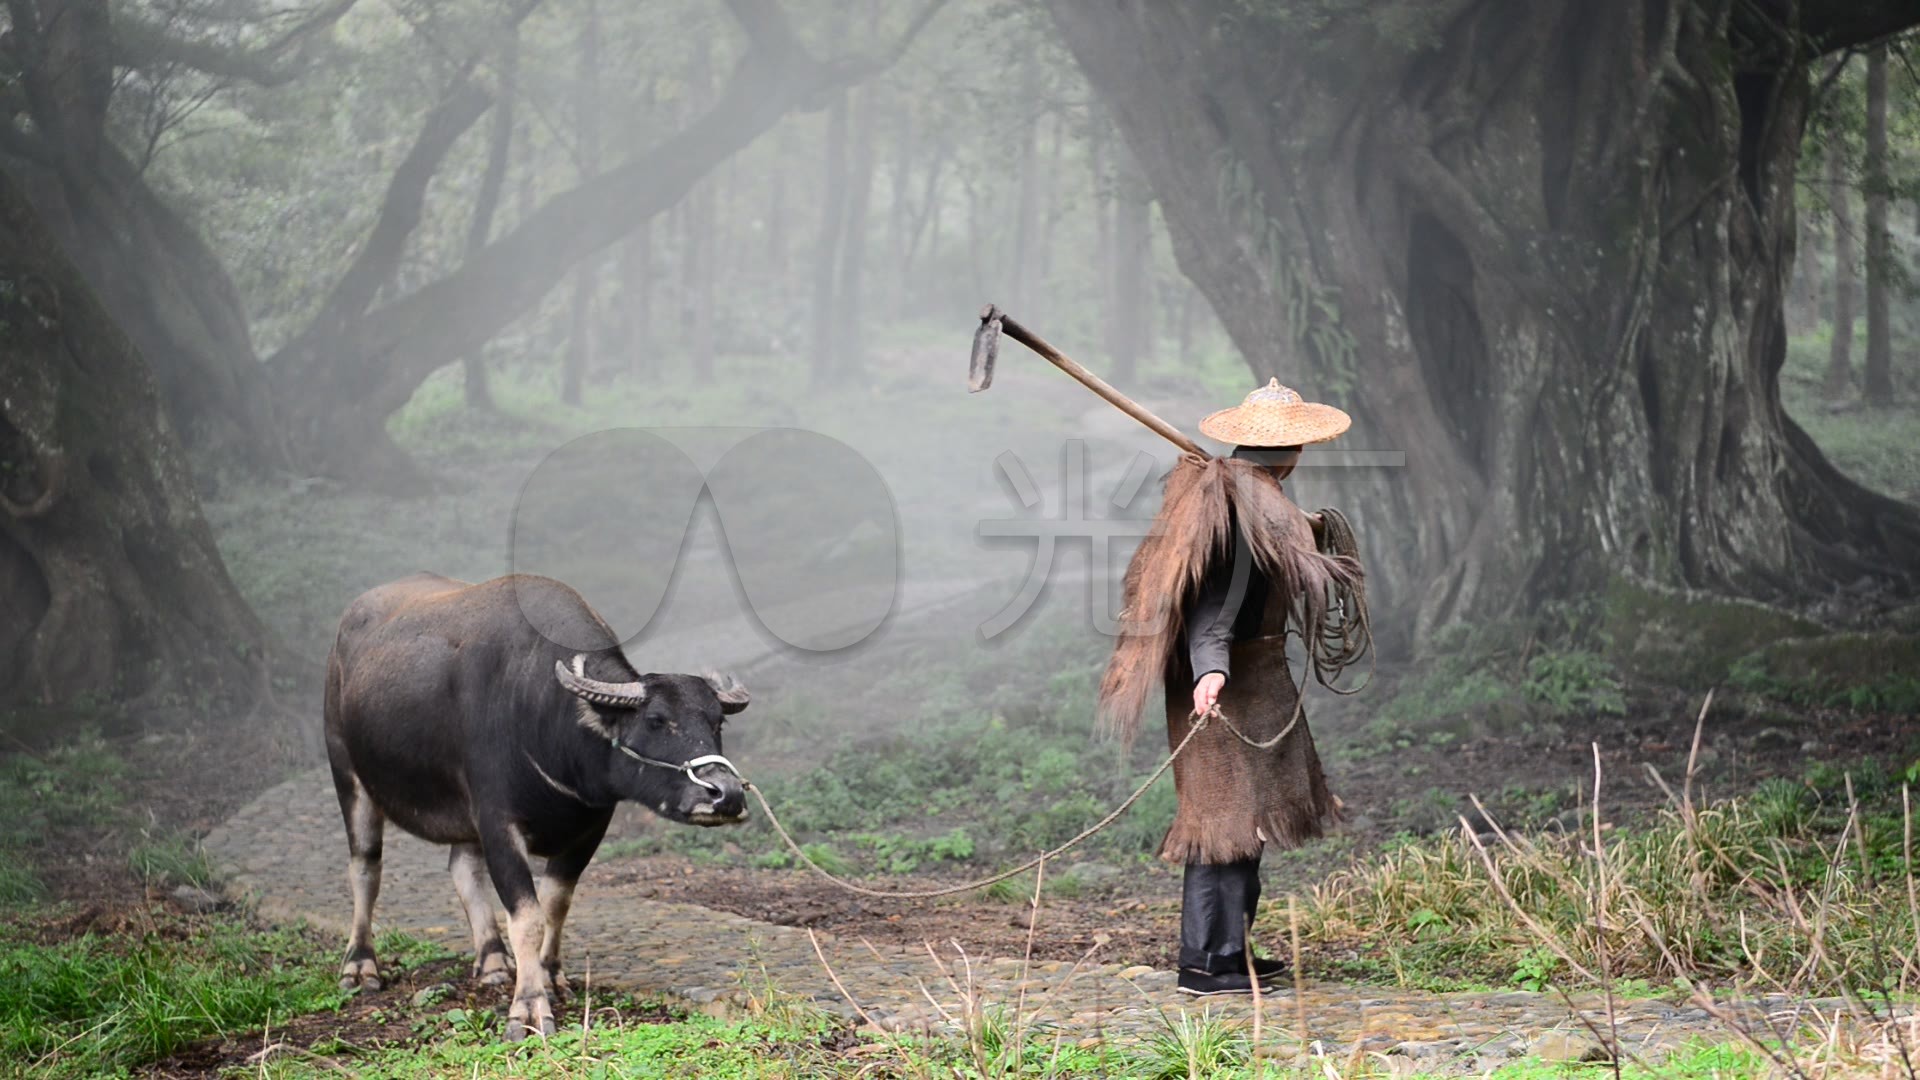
xmin=745 ymin=704 xmax=1297 ymax=901
xmin=746 ymin=709 xmax=1225 ymax=900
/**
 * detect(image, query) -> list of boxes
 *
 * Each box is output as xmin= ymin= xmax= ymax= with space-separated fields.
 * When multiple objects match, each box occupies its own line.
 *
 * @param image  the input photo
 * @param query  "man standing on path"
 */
xmin=1099 ymin=379 xmax=1370 ymax=996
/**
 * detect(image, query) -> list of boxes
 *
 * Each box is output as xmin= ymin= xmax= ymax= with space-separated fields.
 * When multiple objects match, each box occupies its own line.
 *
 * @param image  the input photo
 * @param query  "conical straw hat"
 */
xmin=1198 ymin=379 xmax=1351 ymax=446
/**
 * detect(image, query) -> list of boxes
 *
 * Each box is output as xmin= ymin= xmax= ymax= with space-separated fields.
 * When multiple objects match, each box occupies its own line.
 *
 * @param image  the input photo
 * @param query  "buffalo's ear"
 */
xmin=703 ymin=671 xmax=750 ymax=714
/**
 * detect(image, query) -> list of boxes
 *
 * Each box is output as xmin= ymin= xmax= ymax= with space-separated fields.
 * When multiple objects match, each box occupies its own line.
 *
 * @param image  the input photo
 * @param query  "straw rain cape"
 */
xmin=1098 ymin=455 xmax=1369 ymax=862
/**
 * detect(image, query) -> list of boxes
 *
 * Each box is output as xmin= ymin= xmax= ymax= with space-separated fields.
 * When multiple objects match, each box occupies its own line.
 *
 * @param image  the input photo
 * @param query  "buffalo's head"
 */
xmin=554 ymin=656 xmax=750 ymax=825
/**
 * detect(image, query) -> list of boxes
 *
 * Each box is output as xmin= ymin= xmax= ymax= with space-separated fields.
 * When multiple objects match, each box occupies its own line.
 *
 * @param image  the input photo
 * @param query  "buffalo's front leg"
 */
xmin=536 ymin=817 xmax=608 ymax=1000
xmin=480 ymin=822 xmax=554 ymax=1040
xmin=448 ymin=843 xmax=511 ymax=985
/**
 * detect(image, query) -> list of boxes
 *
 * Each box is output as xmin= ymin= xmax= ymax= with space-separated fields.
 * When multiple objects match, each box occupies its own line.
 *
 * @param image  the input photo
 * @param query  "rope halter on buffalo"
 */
xmin=611 ymin=742 xmax=742 ymax=794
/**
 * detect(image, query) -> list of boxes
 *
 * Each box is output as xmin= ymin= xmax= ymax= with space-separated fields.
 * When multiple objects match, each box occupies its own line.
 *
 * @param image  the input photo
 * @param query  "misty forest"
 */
xmin=2 ymin=0 xmax=1919 ymax=1075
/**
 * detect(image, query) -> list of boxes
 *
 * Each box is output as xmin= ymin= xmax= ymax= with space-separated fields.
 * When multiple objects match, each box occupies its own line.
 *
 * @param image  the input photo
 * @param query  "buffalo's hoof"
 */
xmin=547 ymin=970 xmax=572 ymax=1001
xmin=473 ymin=942 xmax=513 ymax=985
xmin=506 ymin=992 xmax=556 ymax=1041
xmin=504 ymin=1015 xmax=557 ymax=1042
xmin=339 ymin=957 xmax=383 ymax=993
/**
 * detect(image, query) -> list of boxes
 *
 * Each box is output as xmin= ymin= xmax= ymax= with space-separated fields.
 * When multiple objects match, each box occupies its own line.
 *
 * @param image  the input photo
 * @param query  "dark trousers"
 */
xmin=1178 ymin=858 xmax=1262 ymax=974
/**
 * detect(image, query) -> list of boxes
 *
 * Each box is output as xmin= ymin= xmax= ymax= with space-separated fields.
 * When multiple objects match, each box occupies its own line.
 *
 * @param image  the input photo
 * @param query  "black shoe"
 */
xmin=1249 ymin=955 xmax=1289 ymax=981
xmin=1177 ymin=969 xmax=1256 ymax=996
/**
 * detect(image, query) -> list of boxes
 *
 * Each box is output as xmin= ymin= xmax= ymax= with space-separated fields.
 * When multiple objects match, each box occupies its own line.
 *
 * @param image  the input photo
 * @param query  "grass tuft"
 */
xmin=0 ymin=919 xmax=345 ymax=1078
xmin=1296 ymin=749 xmax=1920 ymax=1001
xmin=128 ymin=833 xmax=219 ymax=889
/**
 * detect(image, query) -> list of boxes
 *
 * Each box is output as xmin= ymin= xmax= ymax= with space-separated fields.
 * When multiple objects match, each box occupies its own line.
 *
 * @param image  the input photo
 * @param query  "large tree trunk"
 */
xmin=809 ymin=88 xmax=850 ymax=388
xmin=562 ymin=0 xmax=603 ymax=406
xmin=835 ymin=81 xmax=879 ymax=379
xmin=1109 ymin=142 xmax=1152 ymax=382
xmin=685 ymin=34 xmax=717 ymax=384
xmin=1 ymin=0 xmax=286 ymax=471
xmin=462 ymin=32 xmax=520 ymax=413
xmin=615 ymin=83 xmax=657 ymax=375
xmin=1049 ymin=0 xmax=1920 ymax=649
xmin=1086 ymin=107 xmax=1115 ymax=334
xmin=1037 ymin=114 xmax=1066 ymax=296
xmin=266 ymin=78 xmax=492 ymax=488
xmin=1862 ymin=43 xmax=1893 ymax=404
xmin=0 ymin=166 xmax=271 ymax=710
xmin=898 ymin=134 xmax=947 ymax=287
xmin=884 ymin=101 xmax=913 ymax=315
xmin=617 ymin=223 xmax=654 ymax=375
xmin=1008 ymin=52 xmax=1042 ymax=311
xmin=1826 ymin=132 xmax=1857 ymax=400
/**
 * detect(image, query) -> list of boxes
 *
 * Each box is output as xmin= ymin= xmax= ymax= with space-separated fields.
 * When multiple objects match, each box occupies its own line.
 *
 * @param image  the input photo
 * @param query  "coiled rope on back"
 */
xmin=1307 ymin=507 xmax=1372 ymax=695
xmin=748 ymin=706 xmax=1270 ymax=900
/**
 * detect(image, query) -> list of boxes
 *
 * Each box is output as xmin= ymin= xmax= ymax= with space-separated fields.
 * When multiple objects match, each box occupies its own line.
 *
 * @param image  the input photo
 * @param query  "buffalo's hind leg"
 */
xmin=449 ymin=843 xmax=512 ymax=985
xmin=330 ymin=768 xmax=386 ymax=992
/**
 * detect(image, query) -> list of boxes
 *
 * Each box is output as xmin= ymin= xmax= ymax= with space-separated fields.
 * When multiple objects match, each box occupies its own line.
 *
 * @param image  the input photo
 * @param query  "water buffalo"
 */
xmin=323 ymin=573 xmax=749 ymax=1039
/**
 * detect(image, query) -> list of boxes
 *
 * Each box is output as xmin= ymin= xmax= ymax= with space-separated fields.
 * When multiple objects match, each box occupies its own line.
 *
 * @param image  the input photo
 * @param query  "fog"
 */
xmin=5 ymin=3 xmax=1918 ymax=1065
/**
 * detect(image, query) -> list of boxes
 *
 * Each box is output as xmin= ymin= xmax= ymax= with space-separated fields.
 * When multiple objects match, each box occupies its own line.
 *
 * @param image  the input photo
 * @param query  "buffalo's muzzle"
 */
xmin=684 ymin=765 xmax=747 ymax=825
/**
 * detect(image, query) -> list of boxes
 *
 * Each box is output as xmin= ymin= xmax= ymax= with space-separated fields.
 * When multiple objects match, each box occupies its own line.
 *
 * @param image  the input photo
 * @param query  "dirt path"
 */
xmin=199 ymin=683 xmax=1901 ymax=1071
xmin=204 ymin=767 xmax=1780 ymax=1070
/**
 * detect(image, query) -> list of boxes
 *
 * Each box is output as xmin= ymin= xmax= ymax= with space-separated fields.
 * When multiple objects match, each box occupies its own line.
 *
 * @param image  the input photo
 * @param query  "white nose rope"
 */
xmin=611 ymin=741 xmax=741 ymax=794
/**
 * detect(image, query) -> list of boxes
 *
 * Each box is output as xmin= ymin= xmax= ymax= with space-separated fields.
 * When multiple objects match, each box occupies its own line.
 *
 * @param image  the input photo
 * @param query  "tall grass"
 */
xmin=0 ymin=922 xmax=344 ymax=1078
xmin=1301 ymin=769 xmax=1920 ymax=999
xmin=0 ymin=735 xmax=127 ymax=904
xmin=1295 ymin=699 xmax=1920 ymax=1076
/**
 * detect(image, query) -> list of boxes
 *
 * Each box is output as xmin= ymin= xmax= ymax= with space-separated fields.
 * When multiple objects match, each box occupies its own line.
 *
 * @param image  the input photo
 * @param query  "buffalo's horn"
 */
xmin=702 ymin=671 xmax=750 ymax=714
xmin=554 ymin=655 xmax=647 ymax=707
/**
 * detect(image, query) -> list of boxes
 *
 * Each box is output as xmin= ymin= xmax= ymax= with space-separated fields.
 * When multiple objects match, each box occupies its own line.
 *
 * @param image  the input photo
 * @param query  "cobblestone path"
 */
xmin=200 ymin=769 xmax=1836 ymax=1073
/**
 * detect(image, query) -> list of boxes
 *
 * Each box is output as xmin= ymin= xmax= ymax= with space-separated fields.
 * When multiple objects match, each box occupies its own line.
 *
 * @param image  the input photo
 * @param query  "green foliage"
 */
xmin=1374 ymin=603 xmax=1634 ymax=742
xmin=582 ymin=617 xmax=1176 ymax=877
xmin=845 ymin=828 xmax=976 ymax=875
xmin=983 ymin=875 xmax=1030 ymax=904
xmin=373 ymin=929 xmax=456 ymax=972
xmin=1508 ymin=947 xmax=1558 ymax=992
xmin=0 ymin=862 xmax=43 ymax=907
xmin=1778 ymin=329 xmax=1920 ymax=501
xmin=0 ymin=920 xmax=344 ymax=1078
xmin=1520 ymin=650 xmax=1626 ymax=717
xmin=128 ymin=834 xmax=218 ymax=890
xmin=797 ymin=843 xmax=851 ymax=877
xmin=1138 ymin=1010 xmax=1249 ymax=1080
xmin=0 ymin=736 xmax=128 ymax=907
xmin=1296 ymin=760 xmax=1920 ymax=997
xmin=0 ymin=736 xmax=127 ymax=837
xmin=1729 ymin=637 xmax=1920 ymax=715
xmin=1376 ymin=669 xmax=1516 ymax=733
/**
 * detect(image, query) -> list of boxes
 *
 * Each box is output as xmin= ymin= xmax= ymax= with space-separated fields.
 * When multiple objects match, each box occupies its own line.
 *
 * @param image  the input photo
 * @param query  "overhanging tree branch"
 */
xmin=275 ymin=0 xmax=950 ymax=425
xmin=111 ymin=0 xmax=359 ymax=87
xmin=302 ymin=78 xmax=492 ymax=336
xmin=1801 ymin=1 xmax=1920 ymax=55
